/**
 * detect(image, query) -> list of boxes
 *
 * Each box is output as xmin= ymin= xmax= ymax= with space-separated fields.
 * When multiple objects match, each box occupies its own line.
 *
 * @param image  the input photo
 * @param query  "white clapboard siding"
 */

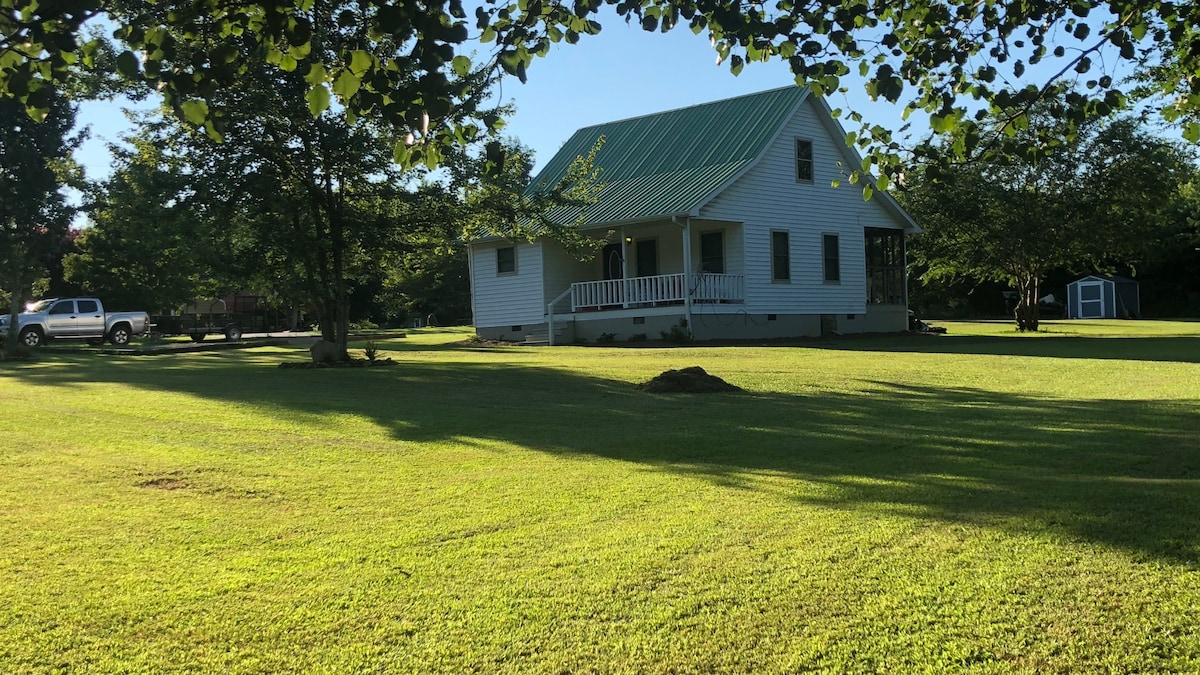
xmin=699 ymin=96 xmax=907 ymax=315
xmin=470 ymin=241 xmax=546 ymax=328
xmin=541 ymin=243 xmax=595 ymax=310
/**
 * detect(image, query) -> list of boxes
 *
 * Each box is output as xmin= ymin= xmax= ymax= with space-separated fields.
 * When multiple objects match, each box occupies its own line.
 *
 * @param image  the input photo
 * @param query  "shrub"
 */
xmin=596 ymin=332 xmax=617 ymax=344
xmin=660 ymin=320 xmax=692 ymax=344
xmin=363 ymin=340 xmax=379 ymax=362
xmin=627 ymin=333 xmax=648 ymax=343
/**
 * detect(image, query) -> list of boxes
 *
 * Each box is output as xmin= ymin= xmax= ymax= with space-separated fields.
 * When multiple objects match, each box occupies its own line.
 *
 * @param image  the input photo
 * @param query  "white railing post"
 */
xmin=547 ymin=287 xmax=573 ymax=346
xmin=565 ymin=272 xmax=742 ymax=311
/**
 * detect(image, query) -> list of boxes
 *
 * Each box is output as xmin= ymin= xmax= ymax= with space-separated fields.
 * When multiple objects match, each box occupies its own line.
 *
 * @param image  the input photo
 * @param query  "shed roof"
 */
xmin=529 ymin=86 xmax=808 ymax=227
xmin=1070 ymin=275 xmax=1138 ymax=285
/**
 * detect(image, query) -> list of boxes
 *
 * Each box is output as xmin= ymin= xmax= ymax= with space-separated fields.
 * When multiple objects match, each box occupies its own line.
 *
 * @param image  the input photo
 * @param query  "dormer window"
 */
xmin=795 ymin=139 xmax=814 ymax=183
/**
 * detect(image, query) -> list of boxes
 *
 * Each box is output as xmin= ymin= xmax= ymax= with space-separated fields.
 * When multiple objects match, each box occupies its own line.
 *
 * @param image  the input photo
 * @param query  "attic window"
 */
xmin=795 ymin=139 xmax=814 ymax=183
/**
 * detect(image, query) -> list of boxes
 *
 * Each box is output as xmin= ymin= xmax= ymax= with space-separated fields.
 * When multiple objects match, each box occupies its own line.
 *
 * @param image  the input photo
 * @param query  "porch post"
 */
xmin=620 ymin=227 xmax=630 ymax=279
xmin=620 ymin=227 xmax=630 ymax=308
xmin=681 ymin=217 xmax=693 ymax=333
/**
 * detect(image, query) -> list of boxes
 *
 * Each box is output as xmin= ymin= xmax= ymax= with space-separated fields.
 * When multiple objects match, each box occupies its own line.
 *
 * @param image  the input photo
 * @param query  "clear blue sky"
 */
xmin=73 ymin=17 xmax=914 ymax=184
xmin=73 ymin=14 xmax=1154 ymax=185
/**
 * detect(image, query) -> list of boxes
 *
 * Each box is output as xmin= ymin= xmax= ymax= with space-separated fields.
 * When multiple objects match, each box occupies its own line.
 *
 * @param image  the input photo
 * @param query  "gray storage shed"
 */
xmin=1066 ymin=275 xmax=1140 ymax=319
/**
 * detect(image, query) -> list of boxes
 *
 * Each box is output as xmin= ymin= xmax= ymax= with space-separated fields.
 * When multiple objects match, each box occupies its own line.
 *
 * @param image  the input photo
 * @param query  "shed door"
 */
xmin=1077 ymin=282 xmax=1104 ymax=318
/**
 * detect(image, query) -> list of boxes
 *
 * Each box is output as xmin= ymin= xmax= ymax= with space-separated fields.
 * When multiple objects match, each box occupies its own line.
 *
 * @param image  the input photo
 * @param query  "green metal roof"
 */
xmin=531 ymin=86 xmax=808 ymax=227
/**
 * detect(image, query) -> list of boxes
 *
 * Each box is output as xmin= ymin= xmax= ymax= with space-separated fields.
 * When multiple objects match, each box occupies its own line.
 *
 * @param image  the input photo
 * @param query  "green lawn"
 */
xmin=2 ymin=320 xmax=1199 ymax=673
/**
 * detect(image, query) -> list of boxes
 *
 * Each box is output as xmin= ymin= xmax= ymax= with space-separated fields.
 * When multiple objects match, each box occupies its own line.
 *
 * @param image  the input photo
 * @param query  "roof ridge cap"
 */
xmin=572 ymin=85 xmax=804 ymax=133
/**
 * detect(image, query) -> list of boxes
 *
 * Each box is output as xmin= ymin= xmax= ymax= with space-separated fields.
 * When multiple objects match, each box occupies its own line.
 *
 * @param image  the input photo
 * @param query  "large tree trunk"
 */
xmin=325 ymin=164 xmax=350 ymax=362
xmin=1014 ymin=275 xmax=1040 ymax=332
xmin=303 ymin=190 xmax=349 ymax=362
xmin=331 ymin=212 xmax=350 ymax=360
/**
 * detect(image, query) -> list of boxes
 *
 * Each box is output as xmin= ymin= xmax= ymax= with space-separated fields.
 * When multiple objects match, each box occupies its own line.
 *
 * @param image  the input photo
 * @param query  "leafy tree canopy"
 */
xmin=0 ymin=89 xmax=81 ymax=352
xmin=64 ymin=136 xmax=227 ymax=311
xmin=902 ymin=102 xmax=1198 ymax=330
xmin=4 ymin=0 xmax=1199 ymax=178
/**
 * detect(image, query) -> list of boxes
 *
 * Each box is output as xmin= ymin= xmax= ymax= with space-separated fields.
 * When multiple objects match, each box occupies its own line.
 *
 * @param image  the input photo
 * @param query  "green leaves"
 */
xmin=332 ymin=71 xmax=361 ymax=99
xmin=307 ymin=85 xmax=330 ymax=115
xmin=211 ymin=44 xmax=239 ymax=65
xmin=2 ymin=0 xmax=1198 ymax=185
xmin=902 ymin=102 xmax=1196 ymax=332
xmin=115 ymin=51 xmax=140 ymax=78
xmin=304 ymin=63 xmax=327 ymax=85
xmin=349 ymin=50 xmax=373 ymax=75
xmin=0 ymin=90 xmax=78 ymax=325
xmin=180 ymin=100 xmax=209 ymax=125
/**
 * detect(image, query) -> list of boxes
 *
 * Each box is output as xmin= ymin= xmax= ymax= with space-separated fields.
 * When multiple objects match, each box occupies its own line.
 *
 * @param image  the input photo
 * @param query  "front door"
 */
xmin=602 ymin=243 xmax=623 ymax=281
xmin=1077 ymin=282 xmax=1104 ymax=318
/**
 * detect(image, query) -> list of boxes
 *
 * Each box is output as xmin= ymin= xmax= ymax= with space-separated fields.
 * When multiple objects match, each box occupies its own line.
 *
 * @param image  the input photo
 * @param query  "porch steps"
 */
xmin=522 ymin=327 xmax=567 ymax=346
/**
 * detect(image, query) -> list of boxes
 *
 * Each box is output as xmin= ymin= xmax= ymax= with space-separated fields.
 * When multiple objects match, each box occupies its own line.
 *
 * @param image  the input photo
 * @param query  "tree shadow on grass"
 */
xmin=808 ymin=333 xmax=1200 ymax=364
xmin=5 ymin=351 xmax=1199 ymax=565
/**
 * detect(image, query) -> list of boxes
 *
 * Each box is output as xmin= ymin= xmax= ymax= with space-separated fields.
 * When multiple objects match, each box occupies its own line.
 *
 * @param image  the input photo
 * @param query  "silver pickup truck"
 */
xmin=0 ymin=298 xmax=151 ymax=347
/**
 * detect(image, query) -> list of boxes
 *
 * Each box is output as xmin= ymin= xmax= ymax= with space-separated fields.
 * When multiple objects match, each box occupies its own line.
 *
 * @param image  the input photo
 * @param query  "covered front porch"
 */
xmin=545 ymin=217 xmax=746 ymax=314
xmin=569 ymin=272 xmax=744 ymax=311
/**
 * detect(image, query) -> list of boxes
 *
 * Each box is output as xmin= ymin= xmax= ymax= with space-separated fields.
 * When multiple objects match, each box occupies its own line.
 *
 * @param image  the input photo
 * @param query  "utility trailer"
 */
xmin=152 ymin=297 xmax=288 ymax=342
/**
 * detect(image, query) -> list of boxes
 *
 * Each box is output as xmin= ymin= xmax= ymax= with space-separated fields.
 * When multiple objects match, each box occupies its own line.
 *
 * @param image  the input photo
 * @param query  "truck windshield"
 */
xmin=28 ymin=300 xmax=55 ymax=313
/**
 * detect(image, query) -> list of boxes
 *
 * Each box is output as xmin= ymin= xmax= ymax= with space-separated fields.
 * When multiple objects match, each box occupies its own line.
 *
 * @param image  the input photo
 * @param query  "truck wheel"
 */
xmin=18 ymin=327 xmax=43 ymax=348
xmin=224 ymin=324 xmax=243 ymax=341
xmin=85 ymin=338 xmax=104 ymax=346
xmin=190 ymin=333 xmax=206 ymax=342
xmin=108 ymin=324 xmax=132 ymax=346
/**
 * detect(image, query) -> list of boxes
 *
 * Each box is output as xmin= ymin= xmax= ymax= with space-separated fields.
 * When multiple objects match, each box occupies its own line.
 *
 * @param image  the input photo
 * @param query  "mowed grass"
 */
xmin=1 ymin=320 xmax=1199 ymax=673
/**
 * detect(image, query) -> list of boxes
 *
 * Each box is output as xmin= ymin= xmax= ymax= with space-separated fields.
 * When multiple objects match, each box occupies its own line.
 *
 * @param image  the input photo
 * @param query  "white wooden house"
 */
xmin=467 ymin=86 xmax=921 ymax=343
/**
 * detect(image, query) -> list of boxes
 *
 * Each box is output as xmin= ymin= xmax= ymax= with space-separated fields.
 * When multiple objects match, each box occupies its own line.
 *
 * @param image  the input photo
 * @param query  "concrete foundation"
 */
xmin=842 ymin=304 xmax=908 ymax=334
xmin=476 ymin=303 xmax=908 ymax=343
xmin=690 ymin=312 xmax=822 ymax=340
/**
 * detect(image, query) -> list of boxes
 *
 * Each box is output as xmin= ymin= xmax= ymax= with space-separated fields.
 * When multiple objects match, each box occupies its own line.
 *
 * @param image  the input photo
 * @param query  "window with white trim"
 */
xmin=795 ymin=139 xmax=814 ymax=183
xmin=771 ymin=230 xmax=790 ymax=281
xmin=635 ymin=239 xmax=658 ymax=277
xmin=496 ymin=246 xmax=516 ymax=275
xmin=822 ymin=234 xmax=840 ymax=283
xmin=700 ymin=232 xmax=725 ymax=273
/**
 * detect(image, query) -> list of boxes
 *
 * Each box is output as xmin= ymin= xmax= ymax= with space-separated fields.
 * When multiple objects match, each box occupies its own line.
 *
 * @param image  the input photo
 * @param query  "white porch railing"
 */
xmin=692 ymin=273 xmax=745 ymax=303
xmin=569 ymin=273 xmax=744 ymax=311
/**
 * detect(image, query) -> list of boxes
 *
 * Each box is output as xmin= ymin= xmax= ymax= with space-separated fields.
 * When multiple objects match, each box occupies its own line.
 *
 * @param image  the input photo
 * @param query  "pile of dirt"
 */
xmin=279 ymin=358 xmax=398 ymax=369
xmin=638 ymin=366 xmax=743 ymax=394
